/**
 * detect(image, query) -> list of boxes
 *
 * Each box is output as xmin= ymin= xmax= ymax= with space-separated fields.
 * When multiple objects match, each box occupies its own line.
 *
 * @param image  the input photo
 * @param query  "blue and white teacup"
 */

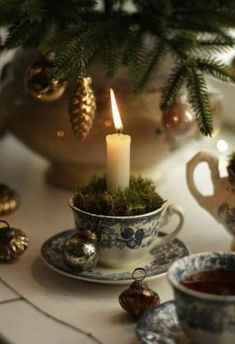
xmin=168 ymin=252 xmax=235 ymax=344
xmin=70 ymin=200 xmax=184 ymax=268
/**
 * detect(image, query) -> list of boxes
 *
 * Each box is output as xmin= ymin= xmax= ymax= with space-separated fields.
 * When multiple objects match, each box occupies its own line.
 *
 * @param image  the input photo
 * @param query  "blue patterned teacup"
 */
xmin=70 ymin=200 xmax=184 ymax=268
xmin=168 ymin=252 xmax=235 ymax=344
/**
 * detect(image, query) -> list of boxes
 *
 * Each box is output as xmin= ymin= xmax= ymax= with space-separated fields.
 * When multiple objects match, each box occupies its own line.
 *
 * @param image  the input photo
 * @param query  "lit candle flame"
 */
xmin=110 ymin=88 xmax=123 ymax=133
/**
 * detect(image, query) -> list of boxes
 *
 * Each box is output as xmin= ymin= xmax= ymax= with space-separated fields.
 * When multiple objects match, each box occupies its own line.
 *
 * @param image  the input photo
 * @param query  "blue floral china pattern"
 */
xmin=136 ymin=301 xmax=191 ymax=344
xmin=70 ymin=203 xmax=161 ymax=250
xmin=218 ymin=203 xmax=235 ymax=236
xmin=168 ymin=252 xmax=235 ymax=344
xmin=40 ymin=229 xmax=189 ymax=285
xmin=69 ymin=201 xmax=184 ymax=268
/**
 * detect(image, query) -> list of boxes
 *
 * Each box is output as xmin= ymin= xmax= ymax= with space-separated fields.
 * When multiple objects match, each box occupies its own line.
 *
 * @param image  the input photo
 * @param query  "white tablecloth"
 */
xmin=0 ymin=129 xmax=234 ymax=344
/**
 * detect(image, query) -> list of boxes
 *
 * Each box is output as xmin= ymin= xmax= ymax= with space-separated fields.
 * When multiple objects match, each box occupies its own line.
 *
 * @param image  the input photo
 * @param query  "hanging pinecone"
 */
xmin=69 ymin=76 xmax=96 ymax=140
xmin=25 ymin=53 xmax=67 ymax=102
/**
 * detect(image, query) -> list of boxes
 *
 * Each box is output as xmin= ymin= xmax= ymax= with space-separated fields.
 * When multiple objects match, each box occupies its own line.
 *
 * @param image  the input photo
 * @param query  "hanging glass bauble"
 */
xmin=63 ymin=229 xmax=99 ymax=270
xmin=119 ymin=268 xmax=160 ymax=319
xmin=162 ymin=96 xmax=195 ymax=139
xmin=25 ymin=54 xmax=67 ymax=102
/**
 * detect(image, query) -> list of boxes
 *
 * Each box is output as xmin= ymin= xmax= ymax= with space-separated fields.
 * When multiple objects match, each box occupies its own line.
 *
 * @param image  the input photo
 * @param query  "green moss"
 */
xmin=73 ymin=175 xmax=165 ymax=216
xmin=228 ymin=152 xmax=235 ymax=173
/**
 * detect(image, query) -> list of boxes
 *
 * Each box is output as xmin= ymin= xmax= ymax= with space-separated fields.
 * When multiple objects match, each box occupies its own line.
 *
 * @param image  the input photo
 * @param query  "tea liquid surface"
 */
xmin=181 ymin=270 xmax=235 ymax=295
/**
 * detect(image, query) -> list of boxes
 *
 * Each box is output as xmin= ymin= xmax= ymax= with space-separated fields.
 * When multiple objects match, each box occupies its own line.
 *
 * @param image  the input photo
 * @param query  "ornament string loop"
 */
xmin=0 ymin=220 xmax=10 ymax=228
xmin=132 ymin=267 xmax=146 ymax=282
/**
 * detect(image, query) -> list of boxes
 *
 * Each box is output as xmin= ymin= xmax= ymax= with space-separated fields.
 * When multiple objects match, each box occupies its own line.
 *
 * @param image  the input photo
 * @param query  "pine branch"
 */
xmin=0 ymin=0 xmax=21 ymax=24
xmin=51 ymin=36 xmax=84 ymax=80
xmin=135 ymin=41 xmax=166 ymax=93
xmin=196 ymin=57 xmax=235 ymax=84
xmin=160 ymin=63 xmax=186 ymax=110
xmin=186 ymin=68 xmax=213 ymax=136
xmin=103 ymin=23 xmax=122 ymax=79
xmin=124 ymin=28 xmax=146 ymax=85
xmin=104 ymin=44 xmax=121 ymax=79
xmin=5 ymin=21 xmax=43 ymax=49
xmin=1 ymin=0 xmax=235 ymax=136
xmin=20 ymin=0 xmax=43 ymax=22
xmin=51 ymin=26 xmax=101 ymax=80
xmin=195 ymin=37 xmax=235 ymax=54
xmin=104 ymin=0 xmax=114 ymax=14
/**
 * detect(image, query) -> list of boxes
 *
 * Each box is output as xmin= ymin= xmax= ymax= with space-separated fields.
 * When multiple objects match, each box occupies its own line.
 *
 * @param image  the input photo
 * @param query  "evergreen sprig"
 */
xmin=1 ymin=0 xmax=235 ymax=135
xmin=186 ymin=66 xmax=213 ymax=136
xmin=160 ymin=64 xmax=186 ymax=111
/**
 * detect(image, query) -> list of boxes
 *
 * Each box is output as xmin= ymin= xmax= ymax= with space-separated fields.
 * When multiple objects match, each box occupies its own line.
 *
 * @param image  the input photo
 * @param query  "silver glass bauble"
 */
xmin=63 ymin=230 xmax=99 ymax=270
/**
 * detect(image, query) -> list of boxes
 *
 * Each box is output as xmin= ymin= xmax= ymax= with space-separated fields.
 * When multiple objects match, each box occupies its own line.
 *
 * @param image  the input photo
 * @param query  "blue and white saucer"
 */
xmin=41 ymin=229 xmax=189 ymax=285
xmin=136 ymin=301 xmax=191 ymax=344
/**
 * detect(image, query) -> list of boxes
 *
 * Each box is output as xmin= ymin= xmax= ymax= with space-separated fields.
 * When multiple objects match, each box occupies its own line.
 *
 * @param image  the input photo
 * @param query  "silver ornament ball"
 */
xmin=63 ymin=232 xmax=99 ymax=270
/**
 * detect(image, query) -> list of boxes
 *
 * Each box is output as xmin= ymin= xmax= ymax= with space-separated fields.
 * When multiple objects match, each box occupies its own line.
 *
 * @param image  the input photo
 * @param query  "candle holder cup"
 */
xmin=69 ymin=199 xmax=184 ymax=269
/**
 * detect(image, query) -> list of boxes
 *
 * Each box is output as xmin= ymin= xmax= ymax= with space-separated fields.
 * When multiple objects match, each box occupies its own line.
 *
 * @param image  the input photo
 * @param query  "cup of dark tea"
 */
xmin=168 ymin=252 xmax=235 ymax=344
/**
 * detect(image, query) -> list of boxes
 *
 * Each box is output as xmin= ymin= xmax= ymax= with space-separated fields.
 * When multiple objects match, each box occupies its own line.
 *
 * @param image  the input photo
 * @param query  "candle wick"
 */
xmin=117 ymin=129 xmax=122 ymax=135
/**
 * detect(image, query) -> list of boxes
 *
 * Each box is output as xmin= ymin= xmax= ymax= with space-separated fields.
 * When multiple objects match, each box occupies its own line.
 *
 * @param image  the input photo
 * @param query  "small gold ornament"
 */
xmin=119 ymin=268 xmax=160 ymax=319
xmin=63 ymin=229 xmax=99 ymax=270
xmin=0 ymin=184 xmax=20 ymax=216
xmin=0 ymin=220 xmax=29 ymax=262
xmin=25 ymin=54 xmax=67 ymax=102
xmin=69 ymin=76 xmax=96 ymax=139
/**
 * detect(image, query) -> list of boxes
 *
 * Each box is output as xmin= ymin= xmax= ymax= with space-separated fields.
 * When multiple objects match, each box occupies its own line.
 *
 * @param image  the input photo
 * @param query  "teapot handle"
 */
xmin=186 ymin=151 xmax=220 ymax=206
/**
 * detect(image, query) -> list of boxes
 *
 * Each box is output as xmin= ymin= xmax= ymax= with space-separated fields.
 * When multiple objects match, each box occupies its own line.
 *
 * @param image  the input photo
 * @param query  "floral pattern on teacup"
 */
xmin=218 ymin=203 xmax=235 ymax=235
xmin=74 ymin=211 xmax=160 ymax=250
xmin=119 ymin=227 xmax=145 ymax=249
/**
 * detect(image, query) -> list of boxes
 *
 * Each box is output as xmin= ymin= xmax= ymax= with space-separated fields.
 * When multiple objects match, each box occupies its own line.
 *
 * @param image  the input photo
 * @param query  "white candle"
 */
xmin=106 ymin=89 xmax=131 ymax=192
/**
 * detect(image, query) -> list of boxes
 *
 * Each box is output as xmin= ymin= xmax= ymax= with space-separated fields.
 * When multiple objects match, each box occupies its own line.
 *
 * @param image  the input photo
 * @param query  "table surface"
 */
xmin=0 ymin=129 xmax=234 ymax=344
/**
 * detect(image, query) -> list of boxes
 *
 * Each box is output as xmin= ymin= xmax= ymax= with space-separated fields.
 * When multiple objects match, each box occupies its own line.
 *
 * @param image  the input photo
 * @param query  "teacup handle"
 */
xmin=186 ymin=151 xmax=220 ymax=207
xmin=155 ymin=204 xmax=184 ymax=246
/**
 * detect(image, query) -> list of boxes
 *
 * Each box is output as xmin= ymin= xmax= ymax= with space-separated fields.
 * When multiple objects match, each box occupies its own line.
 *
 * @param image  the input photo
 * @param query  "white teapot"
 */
xmin=186 ymin=151 xmax=235 ymax=238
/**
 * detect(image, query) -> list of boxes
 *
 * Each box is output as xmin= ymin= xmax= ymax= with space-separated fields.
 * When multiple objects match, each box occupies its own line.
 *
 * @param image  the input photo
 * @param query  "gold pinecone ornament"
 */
xmin=69 ymin=77 xmax=96 ymax=139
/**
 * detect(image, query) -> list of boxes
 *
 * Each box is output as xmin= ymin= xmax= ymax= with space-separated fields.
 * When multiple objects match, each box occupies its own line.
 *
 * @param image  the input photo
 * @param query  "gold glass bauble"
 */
xmin=0 ymin=184 xmax=20 ymax=216
xmin=25 ymin=55 xmax=67 ymax=102
xmin=0 ymin=220 xmax=29 ymax=262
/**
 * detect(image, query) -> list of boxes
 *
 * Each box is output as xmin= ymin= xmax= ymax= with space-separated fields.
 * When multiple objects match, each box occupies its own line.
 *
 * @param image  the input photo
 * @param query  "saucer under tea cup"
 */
xmin=168 ymin=252 xmax=235 ymax=344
